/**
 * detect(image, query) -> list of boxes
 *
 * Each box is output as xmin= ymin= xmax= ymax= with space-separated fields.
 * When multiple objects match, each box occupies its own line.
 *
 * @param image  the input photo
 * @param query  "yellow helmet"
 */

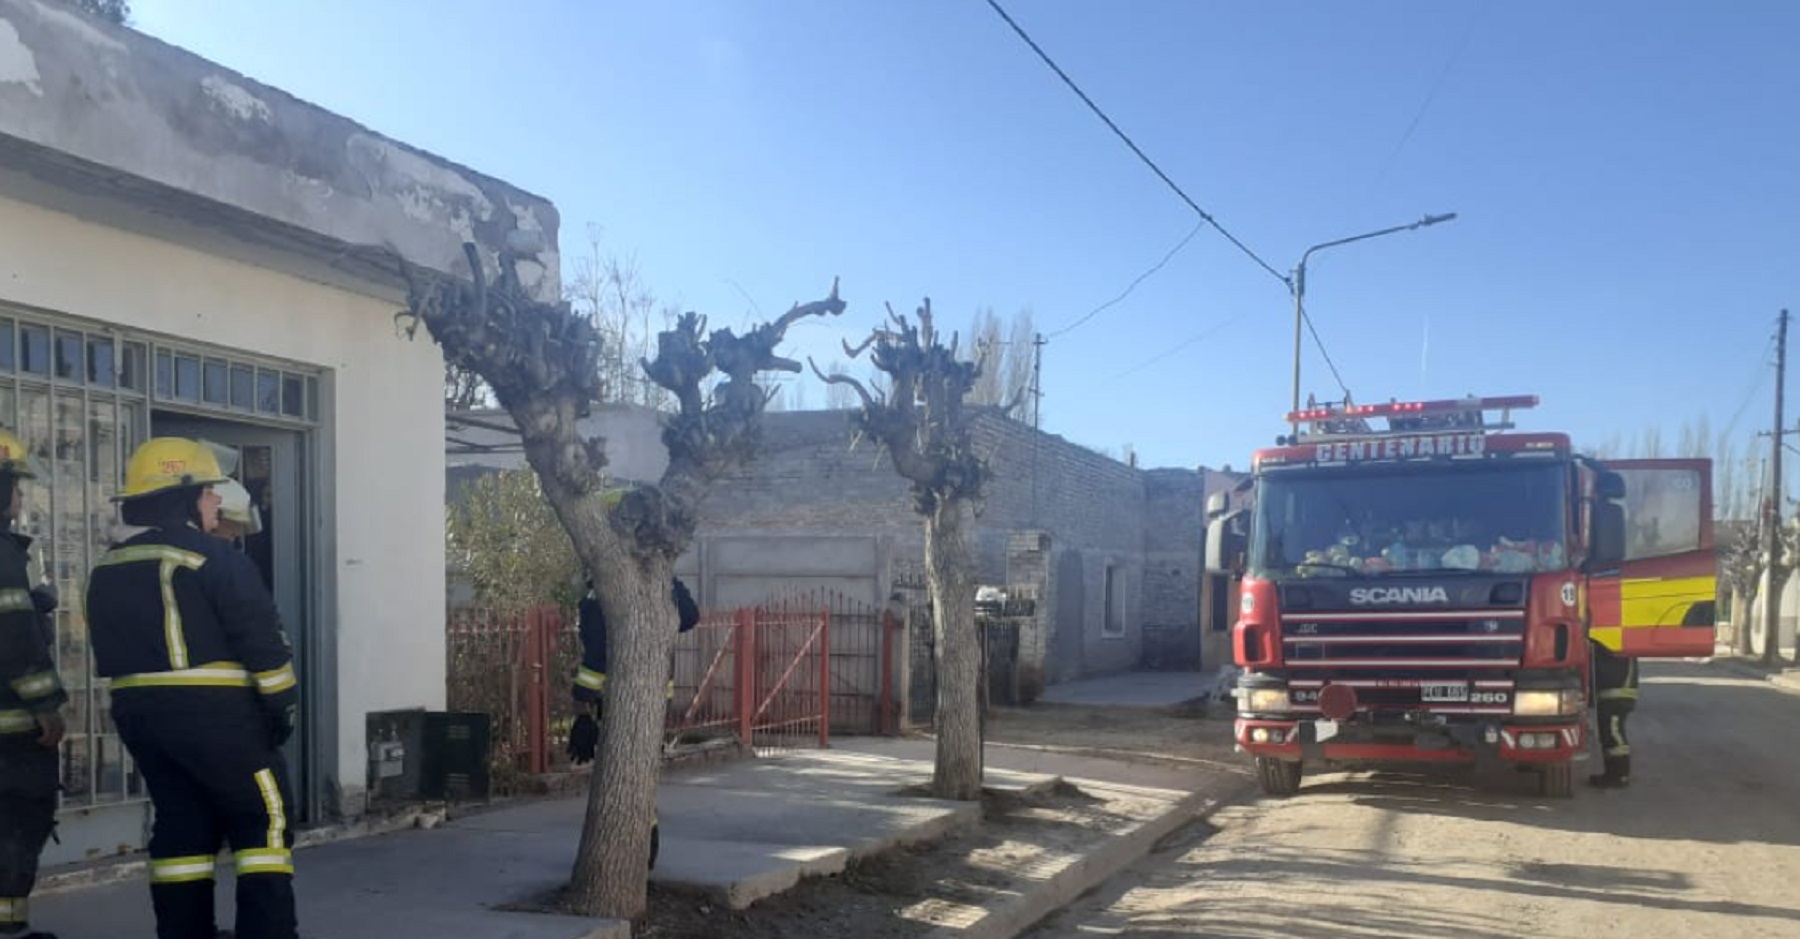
xmin=0 ymin=429 xmax=36 ymax=479
xmin=117 ymin=437 xmax=231 ymax=501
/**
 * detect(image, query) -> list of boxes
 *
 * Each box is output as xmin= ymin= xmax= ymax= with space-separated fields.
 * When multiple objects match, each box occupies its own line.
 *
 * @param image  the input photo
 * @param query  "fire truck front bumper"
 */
xmin=1234 ymin=715 xmax=1586 ymax=766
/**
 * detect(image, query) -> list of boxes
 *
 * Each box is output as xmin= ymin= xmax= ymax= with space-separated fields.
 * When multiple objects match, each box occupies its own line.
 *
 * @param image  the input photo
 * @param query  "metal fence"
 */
xmin=448 ymin=589 xmax=901 ymax=787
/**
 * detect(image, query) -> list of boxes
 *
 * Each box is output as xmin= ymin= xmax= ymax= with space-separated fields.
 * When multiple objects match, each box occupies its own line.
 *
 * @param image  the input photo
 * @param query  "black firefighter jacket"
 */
xmin=86 ymin=524 xmax=295 ymax=721
xmin=0 ymin=531 xmax=65 ymax=740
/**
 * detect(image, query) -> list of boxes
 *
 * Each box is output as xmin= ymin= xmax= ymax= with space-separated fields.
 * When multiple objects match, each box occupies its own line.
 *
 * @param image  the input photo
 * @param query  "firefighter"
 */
xmin=86 ymin=438 xmax=299 ymax=939
xmin=566 ymin=573 xmax=701 ymax=755
xmin=0 ymin=430 xmax=66 ymax=939
xmin=1590 ymin=646 xmax=1638 ymax=789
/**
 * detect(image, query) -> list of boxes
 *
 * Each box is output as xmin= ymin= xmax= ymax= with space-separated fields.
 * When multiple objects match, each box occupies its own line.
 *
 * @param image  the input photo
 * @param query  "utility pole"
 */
xmin=1761 ymin=309 xmax=1789 ymax=667
xmin=1030 ymin=333 xmax=1045 ymax=527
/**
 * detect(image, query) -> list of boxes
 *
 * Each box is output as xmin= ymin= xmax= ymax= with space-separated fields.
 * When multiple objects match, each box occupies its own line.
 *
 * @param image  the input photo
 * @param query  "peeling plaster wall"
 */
xmin=0 ymin=190 xmax=447 ymax=816
xmin=0 ymin=0 xmax=560 ymax=299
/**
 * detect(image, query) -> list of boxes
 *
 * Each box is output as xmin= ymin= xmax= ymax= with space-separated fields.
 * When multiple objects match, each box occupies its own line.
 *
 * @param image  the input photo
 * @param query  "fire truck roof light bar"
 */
xmin=1285 ymin=394 xmax=1538 ymax=424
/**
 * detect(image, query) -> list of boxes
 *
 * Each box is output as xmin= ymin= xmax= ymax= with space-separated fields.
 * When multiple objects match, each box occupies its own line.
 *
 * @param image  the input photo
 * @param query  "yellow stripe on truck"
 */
xmin=1619 ymin=575 xmax=1716 ymax=627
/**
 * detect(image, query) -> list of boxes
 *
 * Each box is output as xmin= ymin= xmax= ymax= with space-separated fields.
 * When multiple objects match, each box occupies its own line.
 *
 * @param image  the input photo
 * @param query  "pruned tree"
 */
xmin=52 ymin=0 xmax=128 ymax=23
xmin=395 ymin=241 xmax=844 ymax=918
xmin=811 ymin=298 xmax=1014 ymax=800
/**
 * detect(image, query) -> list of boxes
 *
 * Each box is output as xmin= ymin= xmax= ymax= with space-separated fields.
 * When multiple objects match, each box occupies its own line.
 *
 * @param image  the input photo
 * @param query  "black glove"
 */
xmin=30 ymin=584 xmax=58 ymax=615
xmin=265 ymin=704 xmax=296 ymax=748
xmin=567 ymin=713 xmax=599 ymax=765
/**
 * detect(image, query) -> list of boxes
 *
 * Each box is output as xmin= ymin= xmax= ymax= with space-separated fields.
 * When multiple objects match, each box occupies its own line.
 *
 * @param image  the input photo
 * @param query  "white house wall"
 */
xmin=0 ymin=189 xmax=446 ymax=810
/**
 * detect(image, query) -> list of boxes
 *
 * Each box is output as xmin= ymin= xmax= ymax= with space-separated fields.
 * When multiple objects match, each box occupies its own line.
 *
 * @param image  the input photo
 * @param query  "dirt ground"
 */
xmin=632 ymin=699 xmax=1243 ymax=939
xmin=1027 ymin=661 xmax=1800 ymax=939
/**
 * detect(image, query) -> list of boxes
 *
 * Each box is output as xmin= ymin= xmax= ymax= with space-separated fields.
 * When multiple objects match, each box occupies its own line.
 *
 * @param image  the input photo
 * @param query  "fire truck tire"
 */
xmin=1538 ymin=761 xmax=1574 ymax=798
xmin=1256 ymin=757 xmax=1302 ymax=796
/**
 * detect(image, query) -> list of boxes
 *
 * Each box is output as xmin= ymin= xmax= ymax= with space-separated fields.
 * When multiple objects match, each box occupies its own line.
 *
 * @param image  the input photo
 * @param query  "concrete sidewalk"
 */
xmin=1709 ymin=651 xmax=1800 ymax=693
xmin=31 ymin=735 xmax=1241 ymax=939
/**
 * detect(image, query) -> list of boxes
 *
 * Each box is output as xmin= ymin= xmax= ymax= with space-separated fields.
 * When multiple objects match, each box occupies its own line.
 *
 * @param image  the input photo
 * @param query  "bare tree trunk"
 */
xmin=927 ymin=499 xmax=982 ymax=800
xmin=566 ymin=554 xmax=676 ymax=915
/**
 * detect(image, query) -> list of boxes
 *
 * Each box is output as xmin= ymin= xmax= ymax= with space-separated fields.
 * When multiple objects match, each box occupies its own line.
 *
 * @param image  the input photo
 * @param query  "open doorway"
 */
xmin=154 ymin=414 xmax=315 ymax=821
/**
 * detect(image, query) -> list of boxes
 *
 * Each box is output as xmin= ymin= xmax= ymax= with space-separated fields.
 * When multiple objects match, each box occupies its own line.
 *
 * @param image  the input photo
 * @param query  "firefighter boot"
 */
xmin=1587 ymin=756 xmax=1630 ymax=789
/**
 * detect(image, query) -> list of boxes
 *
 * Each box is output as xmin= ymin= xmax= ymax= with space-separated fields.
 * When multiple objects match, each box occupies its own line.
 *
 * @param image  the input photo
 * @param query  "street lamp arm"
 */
xmin=1299 ymin=213 xmax=1460 ymax=274
xmin=1288 ymin=211 xmax=1458 ymax=431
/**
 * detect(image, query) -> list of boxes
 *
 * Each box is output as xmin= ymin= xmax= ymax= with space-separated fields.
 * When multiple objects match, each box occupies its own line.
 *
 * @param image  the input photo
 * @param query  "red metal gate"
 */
xmin=449 ymin=589 xmax=900 ymax=779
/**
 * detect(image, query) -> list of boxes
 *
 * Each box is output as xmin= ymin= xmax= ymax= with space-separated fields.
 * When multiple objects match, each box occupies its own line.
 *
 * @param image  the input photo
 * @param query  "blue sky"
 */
xmin=132 ymin=1 xmax=1797 ymax=480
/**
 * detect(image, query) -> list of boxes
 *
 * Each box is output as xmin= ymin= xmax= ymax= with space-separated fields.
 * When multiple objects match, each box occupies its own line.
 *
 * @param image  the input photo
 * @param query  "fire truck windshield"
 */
xmin=1249 ymin=461 xmax=1568 ymax=580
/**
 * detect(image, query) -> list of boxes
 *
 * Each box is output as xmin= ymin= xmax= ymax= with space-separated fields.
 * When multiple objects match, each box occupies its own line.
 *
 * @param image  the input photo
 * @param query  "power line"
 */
xmin=1048 ymin=221 xmax=1205 ymax=339
xmin=1363 ymin=4 xmax=1481 ymax=201
xmin=1299 ymin=299 xmax=1351 ymax=400
xmin=1108 ymin=312 xmax=1253 ymax=381
xmin=1722 ymin=327 xmax=1780 ymax=442
xmin=984 ymin=0 xmax=1287 ymax=286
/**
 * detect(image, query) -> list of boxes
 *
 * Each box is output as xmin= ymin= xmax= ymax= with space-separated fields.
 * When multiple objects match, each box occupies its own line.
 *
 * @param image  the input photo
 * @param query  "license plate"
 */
xmin=1421 ymin=681 xmax=1470 ymax=703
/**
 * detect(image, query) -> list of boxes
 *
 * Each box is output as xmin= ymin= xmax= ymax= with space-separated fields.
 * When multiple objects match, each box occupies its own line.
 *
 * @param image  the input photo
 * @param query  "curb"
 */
xmin=671 ymin=773 xmax=1060 ymax=911
xmin=921 ymin=778 xmax=1256 ymax=939
xmin=36 ymin=806 xmax=440 ymax=896
xmin=1705 ymin=656 xmax=1800 ymax=694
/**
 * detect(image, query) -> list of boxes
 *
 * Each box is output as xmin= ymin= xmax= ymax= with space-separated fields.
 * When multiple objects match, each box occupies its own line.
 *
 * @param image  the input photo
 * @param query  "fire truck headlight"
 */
xmin=1245 ymin=689 xmax=1292 ymax=713
xmin=1513 ymin=690 xmax=1582 ymax=717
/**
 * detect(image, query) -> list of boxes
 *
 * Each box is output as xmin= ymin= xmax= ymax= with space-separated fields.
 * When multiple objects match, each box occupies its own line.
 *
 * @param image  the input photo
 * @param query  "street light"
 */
xmin=1289 ymin=212 xmax=1458 ymax=435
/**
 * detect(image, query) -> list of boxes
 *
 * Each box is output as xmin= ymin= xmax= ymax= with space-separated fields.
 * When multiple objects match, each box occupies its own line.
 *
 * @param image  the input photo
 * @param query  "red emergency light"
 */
xmin=1286 ymin=395 xmax=1538 ymax=424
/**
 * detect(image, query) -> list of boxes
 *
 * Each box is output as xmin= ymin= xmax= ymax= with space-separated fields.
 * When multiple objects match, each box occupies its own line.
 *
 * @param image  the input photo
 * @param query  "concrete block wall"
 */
xmin=1141 ymin=468 xmax=1204 ymax=669
xmin=563 ymin=407 xmax=1210 ymax=684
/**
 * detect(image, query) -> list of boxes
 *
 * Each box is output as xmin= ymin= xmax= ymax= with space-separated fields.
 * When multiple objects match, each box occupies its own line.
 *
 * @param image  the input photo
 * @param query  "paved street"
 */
xmin=1028 ymin=661 xmax=1800 ymax=939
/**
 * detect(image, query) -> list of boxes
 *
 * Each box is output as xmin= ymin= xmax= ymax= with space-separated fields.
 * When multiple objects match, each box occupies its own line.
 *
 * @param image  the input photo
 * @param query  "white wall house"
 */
xmin=0 ymin=0 xmax=560 ymax=863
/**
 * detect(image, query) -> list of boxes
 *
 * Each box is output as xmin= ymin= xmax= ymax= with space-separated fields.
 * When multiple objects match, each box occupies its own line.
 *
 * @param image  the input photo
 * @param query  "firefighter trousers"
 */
xmin=1596 ymin=698 xmax=1633 ymax=779
xmin=113 ymin=691 xmax=297 ymax=939
xmin=0 ymin=735 xmax=57 ymax=937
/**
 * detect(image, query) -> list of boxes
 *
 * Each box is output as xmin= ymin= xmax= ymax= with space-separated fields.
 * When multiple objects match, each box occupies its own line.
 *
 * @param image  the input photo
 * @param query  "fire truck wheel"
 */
xmin=1538 ymin=761 xmax=1574 ymax=798
xmin=1256 ymin=757 xmax=1302 ymax=797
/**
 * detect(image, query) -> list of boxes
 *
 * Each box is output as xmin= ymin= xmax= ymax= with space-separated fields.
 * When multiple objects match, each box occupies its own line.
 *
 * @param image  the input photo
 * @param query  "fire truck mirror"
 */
xmin=1596 ymin=470 xmax=1627 ymax=501
xmin=1206 ymin=510 xmax=1248 ymax=575
xmin=1590 ymin=501 xmax=1627 ymax=570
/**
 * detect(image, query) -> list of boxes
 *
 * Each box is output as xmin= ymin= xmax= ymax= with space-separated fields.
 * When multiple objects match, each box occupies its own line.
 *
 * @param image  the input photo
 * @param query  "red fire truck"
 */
xmin=1204 ymin=395 xmax=1716 ymax=797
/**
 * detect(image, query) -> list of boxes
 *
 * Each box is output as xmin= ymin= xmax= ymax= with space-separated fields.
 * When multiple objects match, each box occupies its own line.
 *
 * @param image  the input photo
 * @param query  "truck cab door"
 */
xmin=1587 ymin=459 xmax=1716 ymax=657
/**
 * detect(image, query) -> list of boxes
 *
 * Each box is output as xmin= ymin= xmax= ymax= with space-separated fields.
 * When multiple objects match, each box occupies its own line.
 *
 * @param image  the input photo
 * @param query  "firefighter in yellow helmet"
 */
xmin=565 ymin=486 xmax=700 ymax=870
xmin=86 ymin=438 xmax=299 ymax=939
xmin=0 ymin=429 xmax=66 ymax=939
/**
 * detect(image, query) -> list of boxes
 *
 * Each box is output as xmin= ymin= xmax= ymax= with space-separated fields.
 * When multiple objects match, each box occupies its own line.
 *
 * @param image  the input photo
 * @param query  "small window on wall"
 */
xmin=1102 ymin=565 xmax=1126 ymax=638
xmin=155 ymin=349 xmax=173 ymax=398
xmin=230 ymin=365 xmax=254 ymax=410
xmin=120 ymin=342 xmax=147 ymax=392
xmin=203 ymin=359 xmax=229 ymax=405
xmin=20 ymin=324 xmax=49 ymax=376
xmin=87 ymin=338 xmax=116 ymax=388
xmin=257 ymin=369 xmax=280 ymax=414
xmin=55 ymin=331 xmax=84 ymax=384
xmin=281 ymin=373 xmax=304 ymax=417
xmin=0 ymin=319 xmax=15 ymax=372
xmin=173 ymin=355 xmax=201 ymax=403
